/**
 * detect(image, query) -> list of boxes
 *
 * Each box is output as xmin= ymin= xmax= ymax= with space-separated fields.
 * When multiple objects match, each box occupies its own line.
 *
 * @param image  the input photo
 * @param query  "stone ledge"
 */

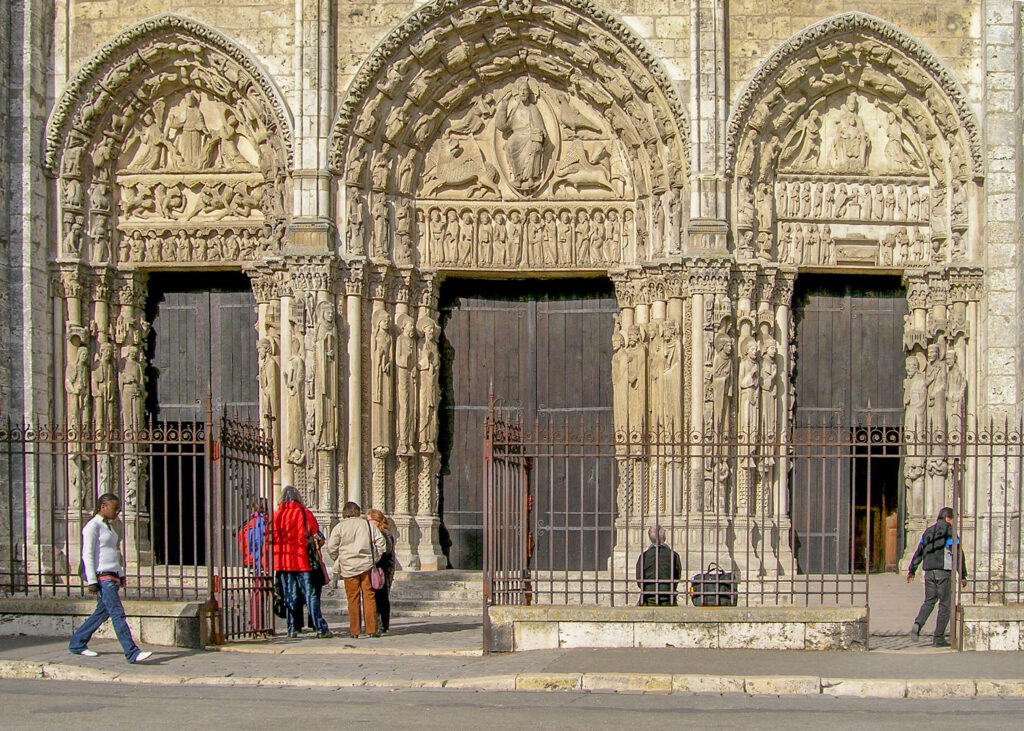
xmin=0 ymin=597 xmax=211 ymax=648
xmin=490 ymin=605 xmax=867 ymax=624
xmin=960 ymin=604 xmax=1024 ymax=621
xmin=0 ymin=597 xmax=207 ymax=619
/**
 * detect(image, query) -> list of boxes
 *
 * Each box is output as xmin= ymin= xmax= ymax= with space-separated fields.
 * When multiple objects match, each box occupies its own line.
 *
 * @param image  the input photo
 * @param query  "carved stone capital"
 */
xmin=946 ymin=266 xmax=984 ymax=303
xmin=339 ymin=259 xmax=366 ymax=297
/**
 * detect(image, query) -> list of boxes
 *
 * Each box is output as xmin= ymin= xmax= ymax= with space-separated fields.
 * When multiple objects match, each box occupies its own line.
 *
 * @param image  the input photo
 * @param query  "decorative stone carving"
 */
xmin=417 ymin=317 xmax=440 ymax=452
xmin=91 ymin=339 xmax=117 ymax=435
xmin=395 ymin=314 xmax=417 ymax=456
xmin=624 ymin=324 xmax=646 ymax=438
xmin=284 ymin=334 xmax=306 ymax=466
xmin=371 ymin=306 xmax=394 ymax=454
xmin=710 ymin=332 xmax=733 ymax=436
xmin=312 ymin=301 xmax=336 ymax=450
xmin=119 ymin=342 xmax=145 ymax=434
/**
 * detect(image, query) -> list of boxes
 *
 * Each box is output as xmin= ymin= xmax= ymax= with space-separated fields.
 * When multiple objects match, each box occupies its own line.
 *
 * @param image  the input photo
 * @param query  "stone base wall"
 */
xmin=0 ymin=598 xmax=210 ymax=649
xmin=959 ymin=605 xmax=1024 ymax=651
xmin=487 ymin=605 xmax=867 ymax=652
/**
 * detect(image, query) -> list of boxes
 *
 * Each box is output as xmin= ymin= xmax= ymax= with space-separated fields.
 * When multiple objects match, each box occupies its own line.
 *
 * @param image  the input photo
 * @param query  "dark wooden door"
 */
xmin=144 ymin=273 xmax=258 ymax=565
xmin=439 ymin=280 xmax=617 ymax=569
xmin=791 ymin=276 xmax=906 ymax=573
xmin=146 ymin=273 xmax=258 ymax=423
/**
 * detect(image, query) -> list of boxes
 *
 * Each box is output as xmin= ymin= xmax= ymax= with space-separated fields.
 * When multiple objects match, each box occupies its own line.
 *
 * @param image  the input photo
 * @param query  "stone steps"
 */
xmin=322 ymin=570 xmax=484 ymax=617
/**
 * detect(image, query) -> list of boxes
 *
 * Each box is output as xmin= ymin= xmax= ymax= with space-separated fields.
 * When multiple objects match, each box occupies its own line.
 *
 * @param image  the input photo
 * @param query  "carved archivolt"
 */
xmin=47 ymin=14 xmax=292 ymax=268
xmin=330 ymin=0 xmax=690 ymax=270
xmin=725 ymin=12 xmax=980 ymax=179
xmin=725 ymin=13 xmax=981 ymax=272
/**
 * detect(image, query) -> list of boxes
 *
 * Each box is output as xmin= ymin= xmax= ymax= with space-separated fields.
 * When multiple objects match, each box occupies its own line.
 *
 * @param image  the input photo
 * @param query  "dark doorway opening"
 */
xmin=791 ymin=275 xmax=907 ymax=574
xmin=144 ymin=272 xmax=257 ymax=565
xmin=438 ymin=277 xmax=617 ymax=570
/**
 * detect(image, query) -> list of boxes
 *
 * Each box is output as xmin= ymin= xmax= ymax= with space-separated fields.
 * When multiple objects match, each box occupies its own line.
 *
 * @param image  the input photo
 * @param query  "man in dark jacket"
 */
xmin=907 ymin=506 xmax=968 ymax=647
xmin=636 ymin=525 xmax=682 ymax=606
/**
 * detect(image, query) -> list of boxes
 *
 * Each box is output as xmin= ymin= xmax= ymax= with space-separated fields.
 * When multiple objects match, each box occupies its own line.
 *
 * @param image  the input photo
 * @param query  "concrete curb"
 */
xmin=3 ymin=660 xmax=1024 ymax=698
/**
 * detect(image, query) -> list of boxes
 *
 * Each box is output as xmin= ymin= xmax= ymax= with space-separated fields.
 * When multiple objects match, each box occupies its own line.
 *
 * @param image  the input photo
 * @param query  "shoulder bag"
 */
xmin=301 ymin=509 xmax=327 ymax=586
xmin=367 ymin=521 xmax=385 ymax=590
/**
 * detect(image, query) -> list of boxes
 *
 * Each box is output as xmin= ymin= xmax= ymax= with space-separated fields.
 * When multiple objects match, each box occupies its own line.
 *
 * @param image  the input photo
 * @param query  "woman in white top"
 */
xmin=69 ymin=493 xmax=152 ymax=663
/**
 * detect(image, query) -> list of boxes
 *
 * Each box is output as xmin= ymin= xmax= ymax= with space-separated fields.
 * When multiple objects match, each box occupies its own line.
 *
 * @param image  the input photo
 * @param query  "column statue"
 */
xmin=417 ymin=317 xmax=440 ymax=451
xmin=395 ymin=314 xmax=417 ymax=456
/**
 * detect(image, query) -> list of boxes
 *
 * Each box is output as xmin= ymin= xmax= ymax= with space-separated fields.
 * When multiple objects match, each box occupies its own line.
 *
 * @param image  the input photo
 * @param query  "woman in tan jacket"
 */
xmin=326 ymin=501 xmax=387 ymax=638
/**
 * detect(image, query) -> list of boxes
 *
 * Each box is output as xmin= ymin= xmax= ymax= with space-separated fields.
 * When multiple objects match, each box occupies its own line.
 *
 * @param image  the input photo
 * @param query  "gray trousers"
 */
xmin=913 ymin=569 xmax=951 ymax=638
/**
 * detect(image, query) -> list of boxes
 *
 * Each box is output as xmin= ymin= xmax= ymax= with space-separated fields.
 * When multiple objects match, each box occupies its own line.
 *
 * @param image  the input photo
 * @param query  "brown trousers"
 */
xmin=343 ymin=570 xmax=377 ymax=636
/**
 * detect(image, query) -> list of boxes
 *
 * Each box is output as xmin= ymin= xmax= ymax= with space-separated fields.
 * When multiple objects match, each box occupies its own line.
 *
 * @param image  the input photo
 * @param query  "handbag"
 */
xmin=367 ymin=521 xmax=385 ymax=591
xmin=689 ymin=562 xmax=738 ymax=607
xmin=301 ymin=510 xmax=326 ymax=585
xmin=272 ymin=573 xmax=287 ymax=619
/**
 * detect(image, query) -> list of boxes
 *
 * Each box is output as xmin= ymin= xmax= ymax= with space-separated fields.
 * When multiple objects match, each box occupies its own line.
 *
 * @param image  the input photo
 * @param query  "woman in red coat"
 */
xmin=272 ymin=486 xmax=331 ymax=639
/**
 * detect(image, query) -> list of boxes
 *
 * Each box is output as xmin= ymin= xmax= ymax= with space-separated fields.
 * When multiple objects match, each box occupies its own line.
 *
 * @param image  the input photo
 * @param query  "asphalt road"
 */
xmin=1 ymin=679 xmax=1021 ymax=729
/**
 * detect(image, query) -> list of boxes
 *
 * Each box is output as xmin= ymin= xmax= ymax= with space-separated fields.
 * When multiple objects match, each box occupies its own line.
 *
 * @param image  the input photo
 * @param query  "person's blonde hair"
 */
xmin=367 ymin=508 xmax=389 ymax=531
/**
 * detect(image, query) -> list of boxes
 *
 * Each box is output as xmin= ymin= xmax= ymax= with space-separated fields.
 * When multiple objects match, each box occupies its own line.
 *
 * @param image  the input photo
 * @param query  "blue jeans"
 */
xmin=69 ymin=579 xmax=142 ymax=663
xmin=279 ymin=571 xmax=328 ymax=633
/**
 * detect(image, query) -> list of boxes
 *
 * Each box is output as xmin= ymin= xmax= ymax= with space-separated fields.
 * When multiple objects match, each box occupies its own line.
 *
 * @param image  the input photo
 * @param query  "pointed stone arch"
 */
xmin=724 ymin=12 xmax=981 ymax=270
xmin=725 ymin=12 xmax=981 ymax=182
xmin=46 ymin=13 xmax=293 ymax=176
xmin=328 ymin=0 xmax=691 ymax=270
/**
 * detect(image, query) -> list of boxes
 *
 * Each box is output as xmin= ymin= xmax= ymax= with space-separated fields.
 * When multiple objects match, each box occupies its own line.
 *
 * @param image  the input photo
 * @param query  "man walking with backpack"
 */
xmin=907 ymin=506 xmax=968 ymax=647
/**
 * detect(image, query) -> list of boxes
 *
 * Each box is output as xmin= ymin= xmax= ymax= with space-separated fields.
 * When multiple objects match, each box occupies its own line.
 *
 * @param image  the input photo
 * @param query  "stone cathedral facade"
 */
xmin=0 ymin=0 xmax=1020 ymax=572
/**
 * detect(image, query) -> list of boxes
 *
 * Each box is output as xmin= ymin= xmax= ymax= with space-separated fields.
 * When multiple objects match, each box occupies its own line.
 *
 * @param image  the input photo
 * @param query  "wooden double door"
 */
xmin=439 ymin=279 xmax=617 ymax=569
xmin=791 ymin=276 xmax=907 ymax=573
xmin=144 ymin=272 xmax=258 ymax=565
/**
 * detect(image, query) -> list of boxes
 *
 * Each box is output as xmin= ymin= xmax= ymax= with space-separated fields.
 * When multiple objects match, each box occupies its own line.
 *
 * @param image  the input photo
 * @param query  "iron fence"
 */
xmin=0 ymin=408 xmax=275 ymax=642
xmin=483 ymin=404 xmax=1024 ymax=611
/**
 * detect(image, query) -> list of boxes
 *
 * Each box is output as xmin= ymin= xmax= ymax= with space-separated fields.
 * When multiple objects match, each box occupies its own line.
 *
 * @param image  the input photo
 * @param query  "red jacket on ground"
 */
xmin=272 ymin=500 xmax=319 ymax=572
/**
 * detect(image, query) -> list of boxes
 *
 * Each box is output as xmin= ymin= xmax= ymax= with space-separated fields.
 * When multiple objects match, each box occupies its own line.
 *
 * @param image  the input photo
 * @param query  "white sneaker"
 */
xmin=132 ymin=651 xmax=153 ymax=663
xmin=75 ymin=649 xmax=99 ymax=657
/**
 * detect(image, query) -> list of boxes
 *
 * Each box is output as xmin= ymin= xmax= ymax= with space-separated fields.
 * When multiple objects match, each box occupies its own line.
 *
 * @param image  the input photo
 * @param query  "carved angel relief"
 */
xmin=115 ymin=89 xmax=269 ymax=265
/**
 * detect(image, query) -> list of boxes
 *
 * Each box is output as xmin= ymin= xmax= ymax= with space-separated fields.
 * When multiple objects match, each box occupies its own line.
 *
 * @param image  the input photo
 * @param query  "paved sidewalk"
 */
xmin=2 ymin=615 xmax=1023 ymax=700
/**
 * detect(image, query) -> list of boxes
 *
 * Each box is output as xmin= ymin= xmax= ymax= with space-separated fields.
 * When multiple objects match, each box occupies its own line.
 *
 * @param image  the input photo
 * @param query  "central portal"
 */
xmin=438 ymin=278 xmax=617 ymax=569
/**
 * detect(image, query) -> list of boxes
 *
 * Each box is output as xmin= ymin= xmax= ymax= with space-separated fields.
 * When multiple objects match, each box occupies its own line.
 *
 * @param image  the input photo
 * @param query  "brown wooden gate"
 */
xmin=792 ymin=276 xmax=907 ymax=573
xmin=439 ymin=280 xmax=617 ymax=569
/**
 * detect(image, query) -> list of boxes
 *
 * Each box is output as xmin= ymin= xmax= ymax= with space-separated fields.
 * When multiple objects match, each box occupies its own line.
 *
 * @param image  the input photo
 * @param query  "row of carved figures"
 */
xmin=773 ymin=180 xmax=930 ymax=223
xmin=371 ymin=309 xmax=441 ymax=458
xmin=117 ymin=227 xmax=268 ymax=264
xmin=904 ymin=340 xmax=967 ymax=442
xmin=702 ymin=329 xmax=781 ymax=446
xmin=118 ymin=180 xmax=264 ymax=222
xmin=64 ymin=331 xmax=146 ymax=442
xmin=421 ymin=206 xmax=637 ymax=268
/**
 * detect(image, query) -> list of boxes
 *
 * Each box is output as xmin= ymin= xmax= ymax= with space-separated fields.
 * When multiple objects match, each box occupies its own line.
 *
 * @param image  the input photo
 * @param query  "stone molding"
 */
xmin=329 ymin=0 xmax=690 ymax=175
xmin=45 ymin=13 xmax=294 ymax=175
xmin=724 ymin=12 xmax=982 ymax=180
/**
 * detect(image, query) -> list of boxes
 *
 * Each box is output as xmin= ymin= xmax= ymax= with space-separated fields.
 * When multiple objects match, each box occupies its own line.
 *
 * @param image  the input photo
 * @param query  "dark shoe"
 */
xmin=344 ymin=632 xmax=359 ymax=639
xmin=933 ymin=637 xmax=951 ymax=647
xmin=910 ymin=623 xmax=920 ymax=642
xmin=368 ymin=632 xmax=382 ymax=638
xmin=316 ymin=630 xmax=333 ymax=639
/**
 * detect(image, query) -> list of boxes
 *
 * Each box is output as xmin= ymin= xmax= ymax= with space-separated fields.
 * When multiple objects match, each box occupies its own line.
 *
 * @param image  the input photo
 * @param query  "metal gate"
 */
xmin=1 ymin=405 xmax=275 ymax=643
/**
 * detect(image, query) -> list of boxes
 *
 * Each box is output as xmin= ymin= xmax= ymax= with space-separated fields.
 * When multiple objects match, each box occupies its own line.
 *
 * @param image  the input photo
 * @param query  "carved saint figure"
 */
xmin=257 ymin=337 xmax=280 ymax=446
xmin=492 ymin=211 xmax=509 ymax=266
xmin=926 ymin=343 xmax=946 ymax=435
xmin=119 ymin=344 xmax=145 ymax=435
xmin=711 ymin=334 xmax=733 ymax=435
xmin=541 ymin=210 xmax=558 ymax=265
xmin=946 ymin=350 xmax=966 ymax=431
xmin=458 ymin=211 xmax=475 ymax=264
xmin=91 ymin=340 xmax=117 ymax=436
xmin=904 ymin=355 xmax=927 ymax=437
xmin=611 ymin=332 xmax=628 ymax=435
xmin=371 ymin=314 xmax=393 ymax=451
xmin=395 ymin=315 xmax=417 ymax=456
xmin=285 ymin=337 xmax=306 ymax=465
xmin=738 ymin=338 xmax=759 ymax=439
xmin=166 ymin=91 xmax=211 ymax=170
xmin=662 ymin=320 xmax=682 ymax=434
xmin=625 ymin=325 xmax=647 ymax=438
xmin=313 ymin=302 xmax=336 ymax=448
xmin=759 ymin=338 xmax=779 ymax=443
xmin=495 ymin=78 xmax=548 ymax=192
xmin=66 ymin=346 xmax=90 ymax=434
xmin=831 ymin=95 xmax=869 ymax=173
xmin=418 ymin=318 xmax=440 ymax=450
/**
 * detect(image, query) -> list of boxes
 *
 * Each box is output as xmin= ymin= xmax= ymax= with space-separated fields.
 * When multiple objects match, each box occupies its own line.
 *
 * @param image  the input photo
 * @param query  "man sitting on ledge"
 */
xmin=636 ymin=525 xmax=682 ymax=606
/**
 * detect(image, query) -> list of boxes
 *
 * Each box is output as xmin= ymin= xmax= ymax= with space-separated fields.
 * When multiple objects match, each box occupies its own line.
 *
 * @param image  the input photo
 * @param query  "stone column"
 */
xmin=367 ymin=265 xmax=392 ymax=513
xmin=413 ymin=271 xmax=446 ymax=570
xmin=341 ymin=261 xmax=365 ymax=506
xmin=900 ymin=271 xmax=929 ymax=569
xmin=390 ymin=271 xmax=419 ymax=569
